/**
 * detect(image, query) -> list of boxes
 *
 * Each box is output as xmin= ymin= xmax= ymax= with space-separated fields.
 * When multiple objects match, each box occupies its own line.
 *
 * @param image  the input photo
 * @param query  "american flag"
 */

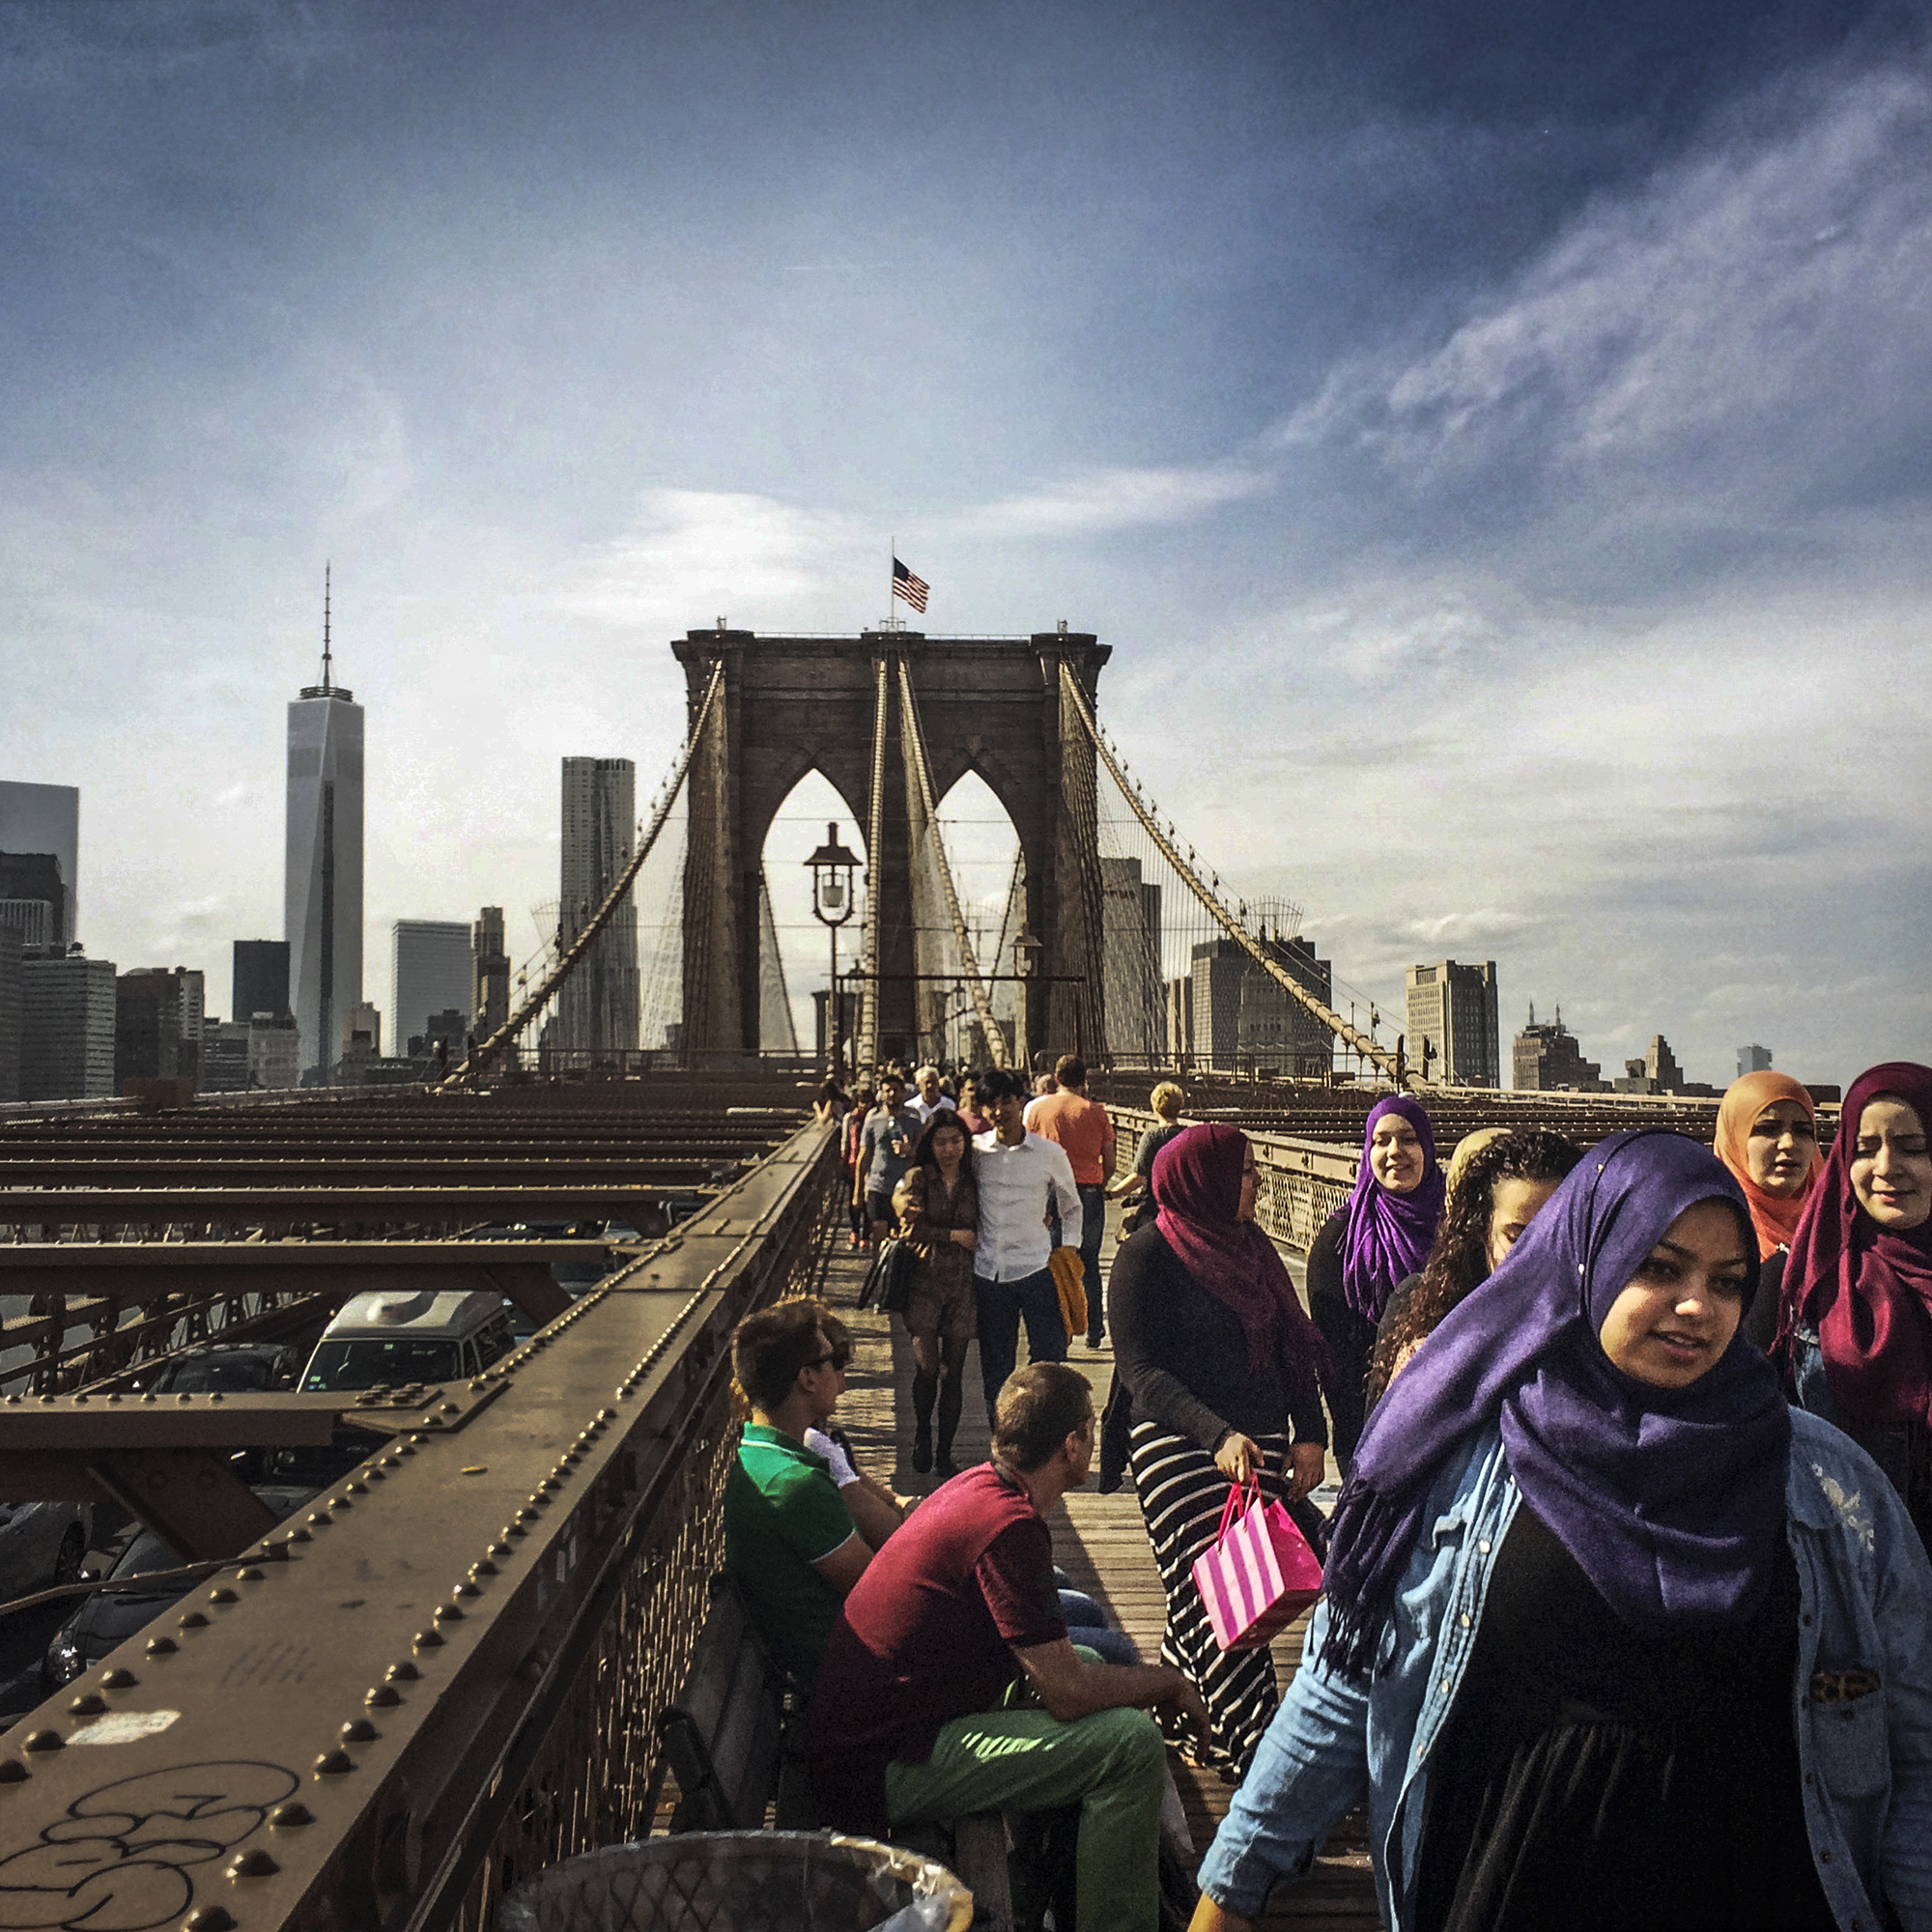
xmin=892 ymin=556 xmax=929 ymax=613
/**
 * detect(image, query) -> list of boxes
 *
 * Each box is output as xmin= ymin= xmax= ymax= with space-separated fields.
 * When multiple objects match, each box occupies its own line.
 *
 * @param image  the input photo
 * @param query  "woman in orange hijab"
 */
xmin=1715 ymin=1070 xmax=1821 ymax=1260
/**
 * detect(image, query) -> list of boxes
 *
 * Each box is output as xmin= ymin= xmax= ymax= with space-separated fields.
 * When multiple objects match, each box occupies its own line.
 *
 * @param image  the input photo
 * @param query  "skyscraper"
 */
xmin=285 ymin=572 xmax=364 ymax=1079
xmin=1406 ymin=959 xmax=1501 ymax=1087
xmin=472 ymin=906 xmax=511 ymax=1037
xmin=554 ymin=757 xmax=639 ymax=1061
xmin=392 ymin=920 xmax=473 ymax=1052
xmin=0 ymin=783 xmax=80 ymax=946
xmin=233 ymin=940 xmax=291 ymax=1023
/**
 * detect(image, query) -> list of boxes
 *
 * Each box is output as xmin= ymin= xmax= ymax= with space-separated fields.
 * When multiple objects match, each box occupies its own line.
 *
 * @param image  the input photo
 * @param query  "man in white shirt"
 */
xmin=970 ymin=1065 xmax=1082 ymax=1428
xmin=909 ymin=1064 xmax=957 ymax=1126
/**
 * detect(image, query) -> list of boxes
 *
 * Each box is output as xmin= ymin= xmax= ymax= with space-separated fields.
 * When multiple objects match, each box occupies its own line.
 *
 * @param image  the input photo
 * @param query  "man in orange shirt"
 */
xmin=1024 ymin=1056 xmax=1116 ymax=1349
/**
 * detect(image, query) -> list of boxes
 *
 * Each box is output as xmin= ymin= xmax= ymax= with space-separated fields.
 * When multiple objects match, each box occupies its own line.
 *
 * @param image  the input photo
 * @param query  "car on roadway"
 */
xmin=298 ymin=1289 xmax=517 ymax=1392
xmin=136 ymin=1343 xmax=302 ymax=1396
xmin=43 ymin=1485 xmax=315 ymax=1688
xmin=0 ymin=1501 xmax=91 ymax=1613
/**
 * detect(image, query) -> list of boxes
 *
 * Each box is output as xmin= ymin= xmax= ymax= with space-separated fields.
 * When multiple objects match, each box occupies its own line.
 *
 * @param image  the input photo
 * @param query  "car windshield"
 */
xmin=163 ymin=1358 xmax=280 ymax=1393
xmin=302 ymin=1338 xmax=463 ymax=1392
xmin=110 ymin=1528 xmax=185 ymax=1580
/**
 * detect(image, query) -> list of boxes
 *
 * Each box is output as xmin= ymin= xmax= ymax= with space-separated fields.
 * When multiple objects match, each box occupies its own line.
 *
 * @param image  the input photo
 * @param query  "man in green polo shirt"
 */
xmin=724 ymin=1298 xmax=875 ymax=1687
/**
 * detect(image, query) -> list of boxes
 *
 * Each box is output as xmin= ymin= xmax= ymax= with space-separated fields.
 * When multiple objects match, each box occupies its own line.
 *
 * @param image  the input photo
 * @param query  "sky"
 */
xmin=3 ymin=0 xmax=1927 ymax=1089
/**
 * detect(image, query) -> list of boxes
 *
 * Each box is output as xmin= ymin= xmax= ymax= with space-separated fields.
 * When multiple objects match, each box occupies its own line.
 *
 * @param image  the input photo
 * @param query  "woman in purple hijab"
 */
xmin=1190 ymin=1129 xmax=1932 ymax=1932
xmin=1305 ymin=1094 xmax=1446 ymax=1471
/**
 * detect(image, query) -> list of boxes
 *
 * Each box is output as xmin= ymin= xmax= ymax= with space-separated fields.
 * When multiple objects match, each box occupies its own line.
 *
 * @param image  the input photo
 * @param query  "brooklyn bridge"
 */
xmin=0 ymin=624 xmax=1774 ymax=1931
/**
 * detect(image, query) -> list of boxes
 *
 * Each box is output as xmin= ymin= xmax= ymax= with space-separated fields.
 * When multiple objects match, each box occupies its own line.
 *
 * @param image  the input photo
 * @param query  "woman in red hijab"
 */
xmin=1714 ymin=1070 xmax=1821 ymax=1260
xmin=1764 ymin=1062 xmax=1932 ymax=1555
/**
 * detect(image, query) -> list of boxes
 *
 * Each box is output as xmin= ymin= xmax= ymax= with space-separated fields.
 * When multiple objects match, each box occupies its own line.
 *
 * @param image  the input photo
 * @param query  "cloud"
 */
xmin=1273 ymin=64 xmax=1932 ymax=554
xmin=952 ymin=462 xmax=1275 ymax=538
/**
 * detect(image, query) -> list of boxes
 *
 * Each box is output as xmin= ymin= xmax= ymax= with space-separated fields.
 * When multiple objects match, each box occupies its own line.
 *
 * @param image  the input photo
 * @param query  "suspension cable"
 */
xmin=440 ymin=659 xmax=726 ymax=1088
xmin=1056 ymin=663 xmax=1411 ymax=1088
xmin=855 ymin=654 xmax=890 ymax=1072
xmin=895 ymin=661 xmax=1009 ymax=1068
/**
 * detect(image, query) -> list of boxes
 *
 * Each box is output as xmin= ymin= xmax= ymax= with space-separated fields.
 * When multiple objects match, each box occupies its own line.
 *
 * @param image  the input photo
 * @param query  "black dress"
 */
xmin=1413 ymin=1504 xmax=1835 ymax=1932
xmin=1305 ymin=1213 xmax=1377 ymax=1468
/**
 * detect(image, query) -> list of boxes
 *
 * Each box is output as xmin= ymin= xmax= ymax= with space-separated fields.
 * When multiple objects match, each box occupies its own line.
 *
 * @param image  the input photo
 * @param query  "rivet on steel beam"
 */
xmin=307 ymin=1511 xmax=332 ymax=1526
xmin=454 ymin=1581 xmax=481 ymax=1598
xmin=236 ymin=1568 xmax=266 ymax=1582
xmin=174 ymin=1391 xmax=191 ymax=1403
xmin=488 ymin=1542 xmax=512 ymax=1558
xmin=269 ymin=1801 xmax=315 ymax=1828
xmin=141 ymin=1391 xmax=156 ymax=1404
xmin=184 ymin=1906 xmax=238 ymax=1931
xmin=346 ymin=1481 xmax=368 ymax=1495
xmin=179 ymin=1611 xmax=210 ymax=1629
xmin=210 ymin=1588 xmax=239 ymax=1605
xmin=599 ymin=1407 xmax=617 ymax=1420
xmin=540 ymin=1478 xmax=562 ymax=1493
xmin=469 ymin=1559 xmax=497 ymax=1577
xmin=440 ymin=1401 xmax=460 ymax=1414
xmin=21 ymin=1732 xmax=62 ymax=1753
xmin=228 ymin=1848 xmax=280 ymax=1879
xmin=366 ymin=1685 xmax=402 ymax=1707
xmin=72 ymin=1395 xmax=88 ymax=1406
xmin=433 ymin=1602 xmax=465 ymax=1622
xmin=68 ymin=1694 xmax=108 ymax=1716
xmin=506 ymin=1521 xmax=528 ymax=1538
xmin=340 ymin=1719 xmax=380 ymax=1743
xmin=208 ymin=1392 xmax=223 ymax=1404
xmin=287 ymin=1528 xmax=312 ymax=1544
xmin=365 ymin=1468 xmax=385 ymax=1482
xmin=381 ymin=1454 xmax=403 ymax=1468
xmin=384 ymin=1661 xmax=420 ymax=1682
xmin=2 ymin=1396 xmax=16 ymax=1406
xmin=0 ymin=1760 xmax=27 ymax=1783
xmin=99 ymin=1669 xmax=138 ymax=1690
xmin=413 ymin=1629 xmax=444 ymax=1649
xmin=312 ymin=1748 xmax=355 ymax=1776
xmin=106 ymin=1394 xmax=122 ymax=1405
xmin=333 ymin=1496 xmax=355 ymax=1509
xmin=147 ymin=1637 xmax=178 ymax=1657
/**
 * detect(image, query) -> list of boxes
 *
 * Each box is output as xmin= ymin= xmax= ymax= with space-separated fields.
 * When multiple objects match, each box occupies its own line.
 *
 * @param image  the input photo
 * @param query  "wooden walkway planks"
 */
xmin=812 ymin=1213 xmax=1380 ymax=1928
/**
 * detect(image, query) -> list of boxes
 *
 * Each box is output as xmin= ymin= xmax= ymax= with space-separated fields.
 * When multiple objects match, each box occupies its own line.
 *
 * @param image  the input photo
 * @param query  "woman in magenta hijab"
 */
xmin=1765 ymin=1061 xmax=1932 ymax=1555
xmin=1305 ymin=1095 xmax=1446 ymax=1471
xmin=1107 ymin=1122 xmax=1331 ymax=1776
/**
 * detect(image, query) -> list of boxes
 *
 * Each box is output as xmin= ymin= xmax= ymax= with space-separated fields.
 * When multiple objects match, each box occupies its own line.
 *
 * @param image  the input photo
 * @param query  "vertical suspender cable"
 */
xmin=441 ymin=659 xmax=726 ymax=1089
xmin=856 ymin=655 xmax=891 ymax=1073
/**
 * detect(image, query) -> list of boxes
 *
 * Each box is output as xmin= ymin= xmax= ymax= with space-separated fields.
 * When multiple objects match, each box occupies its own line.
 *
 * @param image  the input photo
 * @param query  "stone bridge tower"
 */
xmin=671 ymin=624 xmax=1111 ymax=1069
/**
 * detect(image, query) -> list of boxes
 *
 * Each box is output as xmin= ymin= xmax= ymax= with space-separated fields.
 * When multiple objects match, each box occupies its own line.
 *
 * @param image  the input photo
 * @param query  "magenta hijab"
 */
xmin=1339 ymin=1095 xmax=1446 ymax=1321
xmin=1776 ymin=1062 xmax=1932 ymax=1430
xmin=1153 ymin=1123 xmax=1326 ymax=1382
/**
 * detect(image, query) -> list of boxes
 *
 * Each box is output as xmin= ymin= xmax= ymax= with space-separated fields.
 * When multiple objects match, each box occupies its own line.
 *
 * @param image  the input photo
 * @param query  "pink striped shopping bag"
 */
xmin=1190 ymin=1477 xmax=1323 ymax=1652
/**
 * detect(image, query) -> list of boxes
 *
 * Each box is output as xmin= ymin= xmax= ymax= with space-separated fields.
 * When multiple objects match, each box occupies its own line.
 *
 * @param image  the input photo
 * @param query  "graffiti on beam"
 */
xmin=0 ymin=1759 xmax=298 ymax=1929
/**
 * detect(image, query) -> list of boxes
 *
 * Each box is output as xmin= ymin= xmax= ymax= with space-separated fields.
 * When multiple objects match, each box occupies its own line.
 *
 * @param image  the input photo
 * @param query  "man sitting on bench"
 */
xmin=808 ymin=1361 xmax=1209 ymax=1932
xmin=724 ymin=1299 xmax=874 ymax=1690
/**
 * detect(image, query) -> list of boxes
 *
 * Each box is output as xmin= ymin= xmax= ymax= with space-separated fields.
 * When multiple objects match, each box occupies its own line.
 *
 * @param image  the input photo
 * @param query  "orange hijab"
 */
xmin=1715 ymin=1070 xmax=1820 ymax=1257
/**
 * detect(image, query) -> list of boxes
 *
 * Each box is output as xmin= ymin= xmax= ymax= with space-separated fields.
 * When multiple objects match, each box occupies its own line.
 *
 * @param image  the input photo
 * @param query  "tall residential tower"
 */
xmin=285 ymin=571 xmax=364 ymax=1079
xmin=554 ymin=757 xmax=639 ymax=1062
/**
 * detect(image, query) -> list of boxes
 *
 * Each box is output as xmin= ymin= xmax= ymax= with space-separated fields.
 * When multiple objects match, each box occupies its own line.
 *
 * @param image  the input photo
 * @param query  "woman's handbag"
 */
xmin=1190 ymin=1475 xmax=1323 ymax=1652
xmin=860 ymin=1236 xmax=916 ymax=1315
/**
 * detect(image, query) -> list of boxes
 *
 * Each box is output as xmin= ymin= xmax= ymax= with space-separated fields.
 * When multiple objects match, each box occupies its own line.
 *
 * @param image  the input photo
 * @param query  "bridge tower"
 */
xmin=671 ymin=624 xmax=1111 ymax=1068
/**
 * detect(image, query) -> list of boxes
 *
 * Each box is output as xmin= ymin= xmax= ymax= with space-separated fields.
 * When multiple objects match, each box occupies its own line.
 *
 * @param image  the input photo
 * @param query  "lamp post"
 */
xmin=805 ymin=821 xmax=861 ymax=1076
xmin=1011 ymin=922 xmax=1043 ymax=1075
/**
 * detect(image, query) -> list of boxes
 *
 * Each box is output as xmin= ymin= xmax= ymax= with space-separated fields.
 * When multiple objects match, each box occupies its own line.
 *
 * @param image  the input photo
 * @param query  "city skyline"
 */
xmin=3 ymin=1 xmax=1926 ymax=1088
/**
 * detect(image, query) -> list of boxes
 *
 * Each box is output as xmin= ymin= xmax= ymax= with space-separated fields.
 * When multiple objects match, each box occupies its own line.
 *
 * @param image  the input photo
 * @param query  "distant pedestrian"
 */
xmin=1025 ymin=1056 xmax=1116 ymax=1348
xmin=910 ymin=1064 xmax=957 ymax=1126
xmin=854 ymin=1073 xmax=923 ymax=1247
xmin=841 ymin=1084 xmax=876 ymax=1249
xmin=1108 ymin=1081 xmax=1186 ymax=1236
xmin=1305 ymin=1097 xmax=1445 ymax=1472
xmin=894 ymin=1113 xmax=980 ymax=1478
xmin=971 ymin=1066 xmax=1082 ymax=1426
xmin=955 ymin=1071 xmax=991 ymax=1137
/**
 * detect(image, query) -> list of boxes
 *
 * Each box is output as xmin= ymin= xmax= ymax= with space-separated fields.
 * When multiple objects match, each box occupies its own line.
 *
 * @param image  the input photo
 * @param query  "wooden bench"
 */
xmin=656 ymin=1572 xmax=1017 ymax=1927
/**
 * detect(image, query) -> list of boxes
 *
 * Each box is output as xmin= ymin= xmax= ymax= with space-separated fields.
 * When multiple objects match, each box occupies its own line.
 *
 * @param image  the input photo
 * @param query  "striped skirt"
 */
xmin=1129 ymin=1420 xmax=1293 ymax=1778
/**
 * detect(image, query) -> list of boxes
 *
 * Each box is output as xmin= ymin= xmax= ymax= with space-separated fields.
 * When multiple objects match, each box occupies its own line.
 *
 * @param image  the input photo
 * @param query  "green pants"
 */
xmin=884 ymin=1704 xmax=1167 ymax=1932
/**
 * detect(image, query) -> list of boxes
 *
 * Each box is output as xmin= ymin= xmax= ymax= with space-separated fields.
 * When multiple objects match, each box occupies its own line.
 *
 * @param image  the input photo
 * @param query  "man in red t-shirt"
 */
xmin=1023 ymin=1056 xmax=1117 ymax=1348
xmin=808 ymin=1363 xmax=1208 ymax=1932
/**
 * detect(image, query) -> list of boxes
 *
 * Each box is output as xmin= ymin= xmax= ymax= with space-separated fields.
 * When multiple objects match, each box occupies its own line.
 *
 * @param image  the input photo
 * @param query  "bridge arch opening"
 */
xmin=921 ymin=769 xmax=1022 ymax=1068
xmin=759 ymin=768 xmax=868 ymax=1061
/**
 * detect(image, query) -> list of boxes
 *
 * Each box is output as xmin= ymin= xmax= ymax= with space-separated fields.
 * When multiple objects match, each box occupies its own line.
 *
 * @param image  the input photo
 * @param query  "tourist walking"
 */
xmin=1368 ymin=1128 xmax=1580 ymax=1401
xmin=840 ymin=1083 xmax=875 ymax=1249
xmin=1107 ymin=1080 xmax=1187 ymax=1236
xmin=1191 ymin=1129 xmax=1932 ymax=1932
xmin=1758 ymin=1061 xmax=1932 ymax=1556
xmin=894 ymin=1113 xmax=980 ymax=1479
xmin=854 ymin=1072 xmax=922 ymax=1247
xmin=1305 ymin=1096 xmax=1445 ymax=1471
xmin=1715 ymin=1069 xmax=1822 ymax=1260
xmin=1110 ymin=1123 xmax=1329 ymax=1777
xmin=910 ymin=1064 xmax=956 ymax=1126
xmin=1026 ymin=1056 xmax=1116 ymax=1348
xmin=971 ymin=1066 xmax=1082 ymax=1426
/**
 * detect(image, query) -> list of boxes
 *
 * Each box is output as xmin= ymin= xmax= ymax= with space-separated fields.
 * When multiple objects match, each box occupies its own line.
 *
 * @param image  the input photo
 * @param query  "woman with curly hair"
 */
xmin=1369 ymin=1128 xmax=1583 ymax=1404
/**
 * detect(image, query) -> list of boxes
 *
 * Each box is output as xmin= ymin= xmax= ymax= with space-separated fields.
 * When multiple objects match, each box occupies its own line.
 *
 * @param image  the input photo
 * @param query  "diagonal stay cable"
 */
xmin=1057 ymin=662 xmax=1411 ymax=1089
xmin=895 ymin=660 xmax=1009 ymax=1068
xmin=441 ymin=658 xmax=726 ymax=1088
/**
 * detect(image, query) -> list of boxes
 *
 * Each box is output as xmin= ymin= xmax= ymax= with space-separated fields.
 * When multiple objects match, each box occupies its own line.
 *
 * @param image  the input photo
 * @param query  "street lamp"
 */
xmin=805 ymin=821 xmax=862 ymax=1075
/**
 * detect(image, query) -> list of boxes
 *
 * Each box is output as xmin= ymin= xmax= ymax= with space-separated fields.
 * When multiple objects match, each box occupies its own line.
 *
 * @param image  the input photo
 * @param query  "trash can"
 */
xmin=496 ymin=1830 xmax=974 ymax=1932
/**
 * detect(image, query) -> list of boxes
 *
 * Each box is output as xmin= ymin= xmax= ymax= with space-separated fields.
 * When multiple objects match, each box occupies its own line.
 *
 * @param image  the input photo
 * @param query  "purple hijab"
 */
xmin=1339 ymin=1095 xmax=1446 ymax=1321
xmin=1320 ymin=1129 xmax=1790 ymax=1681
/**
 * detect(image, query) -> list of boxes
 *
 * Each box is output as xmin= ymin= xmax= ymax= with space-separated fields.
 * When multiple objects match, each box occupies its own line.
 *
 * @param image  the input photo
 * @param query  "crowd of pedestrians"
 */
xmin=728 ymin=1054 xmax=1932 ymax=1932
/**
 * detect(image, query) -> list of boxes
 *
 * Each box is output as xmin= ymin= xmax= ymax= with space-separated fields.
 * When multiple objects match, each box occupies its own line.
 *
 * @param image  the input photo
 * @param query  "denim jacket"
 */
xmin=1199 ymin=1409 xmax=1932 ymax=1932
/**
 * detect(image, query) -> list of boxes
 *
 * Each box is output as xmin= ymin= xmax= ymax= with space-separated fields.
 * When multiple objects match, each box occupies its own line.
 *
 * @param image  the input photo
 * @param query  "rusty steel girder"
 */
xmin=0 ymin=1120 xmax=838 ymax=1932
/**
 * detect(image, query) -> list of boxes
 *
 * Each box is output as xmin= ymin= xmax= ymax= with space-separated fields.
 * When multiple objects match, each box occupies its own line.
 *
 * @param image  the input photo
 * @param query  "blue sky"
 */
xmin=3 ymin=0 xmax=1926 ymax=1086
